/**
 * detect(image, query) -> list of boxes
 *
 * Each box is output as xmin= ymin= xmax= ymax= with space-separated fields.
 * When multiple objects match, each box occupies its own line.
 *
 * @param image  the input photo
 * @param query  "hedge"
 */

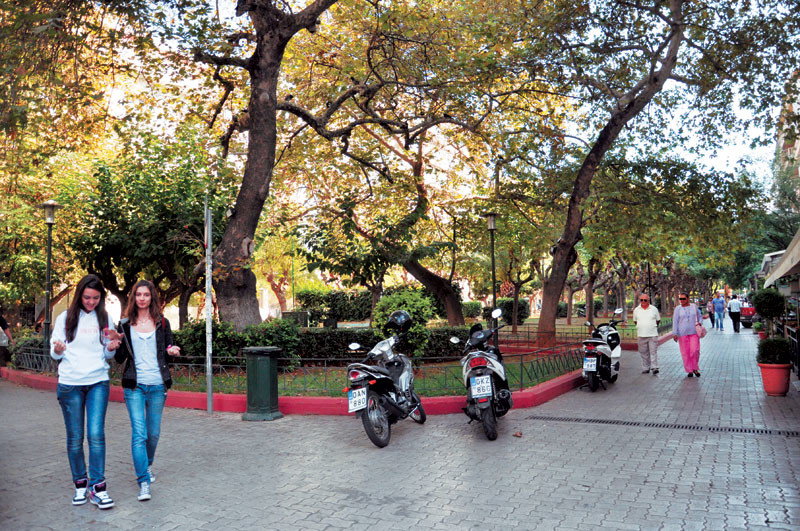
xmin=482 ymin=297 xmax=530 ymax=324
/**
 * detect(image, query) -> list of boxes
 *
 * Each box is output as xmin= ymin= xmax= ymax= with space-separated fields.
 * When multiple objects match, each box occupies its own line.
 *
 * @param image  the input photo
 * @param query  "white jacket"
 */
xmin=50 ymin=310 xmax=114 ymax=385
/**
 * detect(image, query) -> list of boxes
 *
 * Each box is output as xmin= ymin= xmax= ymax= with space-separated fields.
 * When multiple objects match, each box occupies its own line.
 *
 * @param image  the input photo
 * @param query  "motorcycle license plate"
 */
xmin=348 ymin=388 xmax=367 ymax=412
xmin=583 ymin=357 xmax=597 ymax=371
xmin=470 ymin=375 xmax=492 ymax=398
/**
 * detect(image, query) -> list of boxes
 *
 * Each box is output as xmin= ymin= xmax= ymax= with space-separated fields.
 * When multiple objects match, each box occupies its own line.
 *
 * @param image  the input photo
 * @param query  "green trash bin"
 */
xmin=242 ymin=346 xmax=283 ymax=421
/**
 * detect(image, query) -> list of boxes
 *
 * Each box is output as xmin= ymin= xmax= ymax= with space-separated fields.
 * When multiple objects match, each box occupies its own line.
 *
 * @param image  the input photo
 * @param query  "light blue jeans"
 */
xmin=124 ymin=384 xmax=166 ymax=485
xmin=714 ymin=311 xmax=724 ymax=330
xmin=56 ymin=381 xmax=109 ymax=488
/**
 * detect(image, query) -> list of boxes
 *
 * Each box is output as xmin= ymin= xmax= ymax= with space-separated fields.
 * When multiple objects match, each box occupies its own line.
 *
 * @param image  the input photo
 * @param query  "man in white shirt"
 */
xmin=633 ymin=293 xmax=661 ymax=374
xmin=727 ymin=294 xmax=743 ymax=333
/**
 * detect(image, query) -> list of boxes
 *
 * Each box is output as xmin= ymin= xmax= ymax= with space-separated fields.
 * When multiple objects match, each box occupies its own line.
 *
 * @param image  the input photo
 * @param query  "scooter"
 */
xmin=450 ymin=308 xmax=513 ymax=440
xmin=344 ymin=310 xmax=426 ymax=448
xmin=581 ymin=308 xmax=624 ymax=391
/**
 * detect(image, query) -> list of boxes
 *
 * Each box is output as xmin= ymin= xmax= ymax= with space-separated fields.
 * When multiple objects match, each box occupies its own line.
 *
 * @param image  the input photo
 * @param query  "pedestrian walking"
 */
xmin=727 ymin=294 xmax=742 ymax=333
xmin=706 ymin=299 xmax=715 ymax=328
xmin=50 ymin=274 xmax=120 ymax=509
xmin=711 ymin=292 xmax=726 ymax=331
xmin=633 ymin=293 xmax=661 ymax=374
xmin=672 ymin=293 xmax=704 ymax=378
xmin=0 ymin=306 xmax=16 ymax=366
xmin=110 ymin=280 xmax=180 ymax=502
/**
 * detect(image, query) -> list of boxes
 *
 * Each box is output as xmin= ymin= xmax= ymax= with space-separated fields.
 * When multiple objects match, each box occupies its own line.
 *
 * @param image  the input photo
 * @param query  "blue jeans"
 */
xmin=124 ymin=384 xmax=166 ymax=485
xmin=714 ymin=311 xmax=724 ymax=329
xmin=56 ymin=381 xmax=109 ymax=488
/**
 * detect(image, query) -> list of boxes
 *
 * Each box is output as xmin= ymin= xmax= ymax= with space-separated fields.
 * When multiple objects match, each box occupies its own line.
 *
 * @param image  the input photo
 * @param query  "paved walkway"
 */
xmin=1 ymin=315 xmax=799 ymax=530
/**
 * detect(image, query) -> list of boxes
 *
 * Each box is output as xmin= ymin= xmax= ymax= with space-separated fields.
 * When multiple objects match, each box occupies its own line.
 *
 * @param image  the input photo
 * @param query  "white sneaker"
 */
xmin=147 ymin=466 xmax=156 ymax=483
xmin=89 ymin=482 xmax=114 ymax=509
xmin=138 ymin=482 xmax=151 ymax=501
xmin=72 ymin=479 xmax=88 ymax=505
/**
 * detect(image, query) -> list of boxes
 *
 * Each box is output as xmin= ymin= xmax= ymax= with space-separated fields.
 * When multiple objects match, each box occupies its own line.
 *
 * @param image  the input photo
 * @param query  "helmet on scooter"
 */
xmin=384 ymin=310 xmax=413 ymax=334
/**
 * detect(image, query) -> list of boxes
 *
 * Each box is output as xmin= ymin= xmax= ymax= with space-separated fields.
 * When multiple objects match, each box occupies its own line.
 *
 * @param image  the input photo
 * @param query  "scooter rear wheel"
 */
xmin=362 ymin=391 xmax=391 ymax=448
xmin=481 ymin=406 xmax=498 ymax=441
xmin=586 ymin=372 xmax=599 ymax=392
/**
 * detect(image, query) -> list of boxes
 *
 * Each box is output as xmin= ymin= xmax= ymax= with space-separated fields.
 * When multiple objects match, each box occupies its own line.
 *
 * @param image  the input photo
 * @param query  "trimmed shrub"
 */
xmin=173 ymin=319 xmax=247 ymax=365
xmin=574 ymin=300 xmax=603 ymax=317
xmin=373 ymin=289 xmax=434 ymax=358
xmin=243 ymin=319 xmax=302 ymax=368
xmin=557 ymin=301 xmax=568 ymax=318
xmin=752 ymin=289 xmax=786 ymax=337
xmin=757 ymin=337 xmax=792 ymax=364
xmin=482 ymin=298 xmax=530 ymax=325
xmin=462 ymin=301 xmax=483 ymax=319
xmin=298 ymin=328 xmax=382 ymax=361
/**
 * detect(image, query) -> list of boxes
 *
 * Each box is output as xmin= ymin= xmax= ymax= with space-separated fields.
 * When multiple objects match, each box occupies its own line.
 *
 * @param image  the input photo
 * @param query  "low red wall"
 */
xmin=0 ymin=366 xmax=584 ymax=416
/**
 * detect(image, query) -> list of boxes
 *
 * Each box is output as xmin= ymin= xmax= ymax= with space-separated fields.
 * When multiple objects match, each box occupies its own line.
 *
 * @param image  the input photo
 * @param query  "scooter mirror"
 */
xmin=491 ymin=308 xmax=502 ymax=319
xmin=584 ymin=321 xmax=592 ymax=327
xmin=348 ymin=342 xmax=361 ymax=350
xmin=613 ymin=308 xmax=624 ymax=315
xmin=449 ymin=336 xmax=460 ymax=344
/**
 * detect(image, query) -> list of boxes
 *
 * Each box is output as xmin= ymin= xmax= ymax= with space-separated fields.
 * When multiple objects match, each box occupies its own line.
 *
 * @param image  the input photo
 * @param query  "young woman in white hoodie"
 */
xmin=51 ymin=274 xmax=120 ymax=510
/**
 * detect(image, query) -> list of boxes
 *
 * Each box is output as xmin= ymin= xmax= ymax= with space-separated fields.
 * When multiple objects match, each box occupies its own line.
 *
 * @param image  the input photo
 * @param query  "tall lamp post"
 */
xmin=37 ymin=200 xmax=61 ymax=352
xmin=484 ymin=212 xmax=498 ymax=348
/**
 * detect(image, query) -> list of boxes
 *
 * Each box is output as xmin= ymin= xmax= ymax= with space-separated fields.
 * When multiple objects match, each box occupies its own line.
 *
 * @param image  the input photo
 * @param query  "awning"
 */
xmin=764 ymin=229 xmax=800 ymax=287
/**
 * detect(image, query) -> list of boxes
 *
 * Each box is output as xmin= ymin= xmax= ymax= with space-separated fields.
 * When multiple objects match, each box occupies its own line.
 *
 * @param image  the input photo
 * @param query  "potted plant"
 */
xmin=756 ymin=337 xmax=793 ymax=396
xmin=753 ymin=321 xmax=765 ymax=338
xmin=751 ymin=289 xmax=786 ymax=338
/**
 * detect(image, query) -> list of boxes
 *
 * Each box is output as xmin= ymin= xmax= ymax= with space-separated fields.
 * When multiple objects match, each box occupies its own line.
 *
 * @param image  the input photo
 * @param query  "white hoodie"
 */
xmin=50 ymin=309 xmax=114 ymax=385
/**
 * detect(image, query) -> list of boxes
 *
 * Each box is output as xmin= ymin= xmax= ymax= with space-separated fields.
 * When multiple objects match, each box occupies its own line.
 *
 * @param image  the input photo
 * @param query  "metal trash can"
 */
xmin=242 ymin=346 xmax=283 ymax=421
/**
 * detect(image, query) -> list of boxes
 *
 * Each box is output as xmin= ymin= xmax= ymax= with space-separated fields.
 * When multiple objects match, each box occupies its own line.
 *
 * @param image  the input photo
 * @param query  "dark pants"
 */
xmin=730 ymin=311 xmax=741 ymax=333
xmin=708 ymin=312 xmax=714 ymax=327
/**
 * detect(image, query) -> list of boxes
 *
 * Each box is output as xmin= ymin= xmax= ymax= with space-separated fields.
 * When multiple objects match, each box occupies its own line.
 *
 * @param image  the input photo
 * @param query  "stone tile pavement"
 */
xmin=1 ymin=315 xmax=798 ymax=530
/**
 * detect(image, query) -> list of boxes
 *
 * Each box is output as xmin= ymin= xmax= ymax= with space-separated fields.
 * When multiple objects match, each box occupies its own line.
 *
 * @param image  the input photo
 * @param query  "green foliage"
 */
xmin=752 ymin=289 xmax=786 ymax=322
xmin=482 ymin=297 xmax=530 ymax=324
xmin=557 ymin=302 xmax=568 ymax=318
xmin=753 ymin=321 xmax=764 ymax=332
xmin=461 ymin=301 xmax=483 ymax=319
xmin=575 ymin=300 xmax=603 ymax=317
xmin=384 ymin=284 xmax=462 ymax=320
xmin=372 ymin=290 xmax=434 ymax=358
xmin=172 ymin=319 xmax=247 ymax=365
xmin=756 ymin=337 xmax=792 ymax=364
xmin=242 ymin=319 xmax=302 ymax=369
xmin=295 ymin=288 xmax=372 ymax=323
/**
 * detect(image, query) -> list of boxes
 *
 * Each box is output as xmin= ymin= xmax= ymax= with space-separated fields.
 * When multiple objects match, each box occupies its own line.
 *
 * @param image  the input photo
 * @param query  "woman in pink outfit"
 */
xmin=672 ymin=292 xmax=704 ymax=377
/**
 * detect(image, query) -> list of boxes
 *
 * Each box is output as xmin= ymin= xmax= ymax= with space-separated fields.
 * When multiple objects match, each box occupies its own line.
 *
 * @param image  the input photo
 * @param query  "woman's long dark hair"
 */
xmin=65 ymin=274 xmax=108 ymax=343
xmin=123 ymin=280 xmax=162 ymax=325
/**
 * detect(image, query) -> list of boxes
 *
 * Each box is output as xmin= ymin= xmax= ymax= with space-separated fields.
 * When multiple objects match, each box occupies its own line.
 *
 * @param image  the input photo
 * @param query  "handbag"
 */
xmin=694 ymin=306 xmax=706 ymax=338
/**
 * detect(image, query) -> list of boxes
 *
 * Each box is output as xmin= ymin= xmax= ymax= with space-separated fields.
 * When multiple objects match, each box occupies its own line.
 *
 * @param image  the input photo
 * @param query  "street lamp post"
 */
xmin=37 ymin=200 xmax=61 ymax=352
xmin=484 ymin=212 xmax=498 ymax=348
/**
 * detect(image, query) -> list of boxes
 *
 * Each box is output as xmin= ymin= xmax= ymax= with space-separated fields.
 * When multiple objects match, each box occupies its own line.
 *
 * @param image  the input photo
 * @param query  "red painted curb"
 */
xmin=1 ymin=366 xmax=585 ymax=416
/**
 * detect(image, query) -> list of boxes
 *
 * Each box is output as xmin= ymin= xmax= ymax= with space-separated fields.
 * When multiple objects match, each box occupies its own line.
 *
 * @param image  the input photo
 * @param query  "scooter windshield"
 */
xmin=368 ymin=336 xmax=397 ymax=360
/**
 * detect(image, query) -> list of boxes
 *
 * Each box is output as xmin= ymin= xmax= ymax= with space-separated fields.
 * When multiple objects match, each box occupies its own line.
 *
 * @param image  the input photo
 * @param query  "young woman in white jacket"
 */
xmin=51 ymin=274 xmax=120 ymax=509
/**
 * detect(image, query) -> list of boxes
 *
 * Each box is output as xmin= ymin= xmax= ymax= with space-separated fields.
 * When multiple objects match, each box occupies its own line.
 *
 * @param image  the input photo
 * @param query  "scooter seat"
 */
xmin=583 ymin=339 xmax=607 ymax=346
xmin=349 ymin=363 xmax=391 ymax=376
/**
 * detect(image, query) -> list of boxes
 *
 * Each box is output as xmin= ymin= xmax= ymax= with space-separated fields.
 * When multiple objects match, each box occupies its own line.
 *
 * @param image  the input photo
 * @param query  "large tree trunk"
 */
xmin=535 ymin=5 xmax=684 ymax=341
xmin=213 ymin=30 xmax=286 ymax=331
xmin=367 ymin=279 xmax=383 ymax=326
xmin=178 ymin=286 xmax=193 ymax=328
xmin=402 ymin=258 xmax=464 ymax=326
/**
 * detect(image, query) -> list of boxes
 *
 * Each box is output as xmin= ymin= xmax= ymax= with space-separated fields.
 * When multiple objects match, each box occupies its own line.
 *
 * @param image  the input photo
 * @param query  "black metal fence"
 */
xmin=13 ymin=342 xmax=586 ymax=397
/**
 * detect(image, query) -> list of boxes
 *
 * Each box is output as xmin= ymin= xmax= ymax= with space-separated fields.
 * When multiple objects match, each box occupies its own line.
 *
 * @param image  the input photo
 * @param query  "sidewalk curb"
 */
xmin=0 ymin=366 xmax=584 ymax=416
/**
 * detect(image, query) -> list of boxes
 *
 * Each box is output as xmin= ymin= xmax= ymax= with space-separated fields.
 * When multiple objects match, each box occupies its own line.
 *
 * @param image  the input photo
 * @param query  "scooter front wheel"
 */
xmin=409 ymin=391 xmax=426 ymax=424
xmin=481 ymin=406 xmax=498 ymax=441
xmin=362 ymin=391 xmax=391 ymax=448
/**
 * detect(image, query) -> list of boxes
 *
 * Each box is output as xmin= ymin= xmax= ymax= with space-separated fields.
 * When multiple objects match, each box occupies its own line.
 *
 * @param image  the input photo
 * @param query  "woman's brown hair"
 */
xmin=65 ymin=274 xmax=108 ymax=343
xmin=124 ymin=280 xmax=162 ymax=325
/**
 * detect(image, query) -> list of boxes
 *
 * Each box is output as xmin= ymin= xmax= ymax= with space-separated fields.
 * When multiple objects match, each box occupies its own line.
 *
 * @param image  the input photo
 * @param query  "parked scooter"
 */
xmin=581 ymin=308 xmax=624 ymax=391
xmin=450 ymin=308 xmax=513 ymax=440
xmin=345 ymin=310 xmax=426 ymax=448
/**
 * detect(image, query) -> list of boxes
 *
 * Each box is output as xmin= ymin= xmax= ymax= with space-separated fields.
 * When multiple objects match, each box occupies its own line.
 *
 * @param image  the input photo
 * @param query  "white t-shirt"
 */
xmin=727 ymin=299 xmax=742 ymax=312
xmin=633 ymin=305 xmax=661 ymax=337
xmin=50 ymin=310 xmax=114 ymax=385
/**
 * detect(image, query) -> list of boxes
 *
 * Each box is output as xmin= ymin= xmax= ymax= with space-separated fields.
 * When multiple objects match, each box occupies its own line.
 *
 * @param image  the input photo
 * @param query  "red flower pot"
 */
xmin=758 ymin=331 xmax=767 ymax=339
xmin=757 ymin=363 xmax=792 ymax=397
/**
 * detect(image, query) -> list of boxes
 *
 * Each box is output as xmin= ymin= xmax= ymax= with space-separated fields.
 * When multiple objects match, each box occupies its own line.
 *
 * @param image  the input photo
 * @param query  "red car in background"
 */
xmin=741 ymin=304 xmax=759 ymax=328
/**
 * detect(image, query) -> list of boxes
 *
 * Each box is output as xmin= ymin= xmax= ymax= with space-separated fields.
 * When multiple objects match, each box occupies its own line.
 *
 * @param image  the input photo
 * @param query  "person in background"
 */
xmin=711 ymin=292 xmax=726 ymax=331
xmin=110 ymin=280 xmax=180 ymax=502
xmin=672 ymin=292 xmax=704 ymax=378
xmin=706 ymin=299 xmax=715 ymax=328
xmin=50 ymin=274 xmax=120 ymax=509
xmin=727 ymin=294 xmax=742 ymax=333
xmin=633 ymin=293 xmax=661 ymax=375
xmin=0 ymin=306 xmax=16 ymax=366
